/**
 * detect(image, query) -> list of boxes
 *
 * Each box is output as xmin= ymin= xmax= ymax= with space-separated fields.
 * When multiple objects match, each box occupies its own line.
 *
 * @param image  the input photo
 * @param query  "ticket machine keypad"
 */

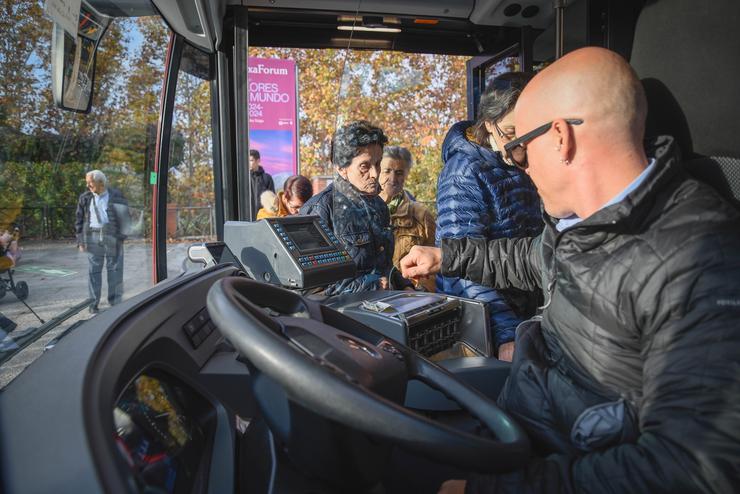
xmin=271 ymin=220 xmax=352 ymax=270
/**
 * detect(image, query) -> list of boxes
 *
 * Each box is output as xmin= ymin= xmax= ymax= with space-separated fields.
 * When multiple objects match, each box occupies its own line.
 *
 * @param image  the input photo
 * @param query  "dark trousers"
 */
xmin=87 ymin=233 xmax=124 ymax=307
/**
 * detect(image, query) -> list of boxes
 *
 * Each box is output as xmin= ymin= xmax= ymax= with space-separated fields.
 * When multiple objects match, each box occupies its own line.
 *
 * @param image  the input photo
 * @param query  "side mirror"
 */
xmin=51 ymin=2 xmax=111 ymax=113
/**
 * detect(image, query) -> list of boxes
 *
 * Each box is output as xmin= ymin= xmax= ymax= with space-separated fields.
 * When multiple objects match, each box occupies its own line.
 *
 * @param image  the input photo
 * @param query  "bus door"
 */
xmin=466 ymin=43 xmax=530 ymax=121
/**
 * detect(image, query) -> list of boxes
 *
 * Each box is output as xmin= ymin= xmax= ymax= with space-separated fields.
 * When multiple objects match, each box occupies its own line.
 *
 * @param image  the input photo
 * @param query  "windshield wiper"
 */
xmin=0 ymin=298 xmax=93 ymax=366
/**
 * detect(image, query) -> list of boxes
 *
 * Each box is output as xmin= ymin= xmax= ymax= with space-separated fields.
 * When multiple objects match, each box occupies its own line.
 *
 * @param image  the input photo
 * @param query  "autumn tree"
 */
xmin=0 ymin=0 xmax=45 ymax=133
xmin=100 ymin=17 xmax=169 ymax=211
xmin=248 ymin=46 xmax=468 ymax=204
xmin=1 ymin=8 xmax=166 ymax=235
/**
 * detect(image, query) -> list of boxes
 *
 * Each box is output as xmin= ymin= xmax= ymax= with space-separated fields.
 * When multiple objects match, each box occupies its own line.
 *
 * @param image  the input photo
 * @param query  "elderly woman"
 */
xmin=436 ymin=72 xmax=543 ymax=361
xmin=378 ymin=146 xmax=436 ymax=291
xmin=257 ymin=175 xmax=314 ymax=219
xmin=300 ymin=120 xmax=399 ymax=295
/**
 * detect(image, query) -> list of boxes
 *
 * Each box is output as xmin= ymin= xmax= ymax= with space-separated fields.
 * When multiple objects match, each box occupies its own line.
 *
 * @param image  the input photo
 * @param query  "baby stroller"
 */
xmin=0 ymin=265 xmax=29 ymax=302
xmin=0 ymin=228 xmax=27 ymax=301
xmin=0 ymin=229 xmax=43 ymax=324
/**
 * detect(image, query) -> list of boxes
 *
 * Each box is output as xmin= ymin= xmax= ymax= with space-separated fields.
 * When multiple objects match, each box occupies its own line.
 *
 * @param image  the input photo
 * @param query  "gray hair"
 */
xmin=473 ymin=72 xmax=534 ymax=147
xmin=86 ymin=170 xmax=107 ymax=186
xmin=331 ymin=120 xmax=388 ymax=168
xmin=383 ymin=145 xmax=413 ymax=170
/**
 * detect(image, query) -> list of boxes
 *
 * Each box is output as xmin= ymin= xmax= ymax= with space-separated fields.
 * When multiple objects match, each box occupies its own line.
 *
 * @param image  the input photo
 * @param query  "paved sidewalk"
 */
xmin=0 ymin=240 xmax=191 ymax=388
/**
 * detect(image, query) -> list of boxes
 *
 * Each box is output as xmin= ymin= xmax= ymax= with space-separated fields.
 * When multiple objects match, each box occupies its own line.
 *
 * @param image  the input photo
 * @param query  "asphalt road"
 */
xmin=0 ymin=239 xmax=191 ymax=388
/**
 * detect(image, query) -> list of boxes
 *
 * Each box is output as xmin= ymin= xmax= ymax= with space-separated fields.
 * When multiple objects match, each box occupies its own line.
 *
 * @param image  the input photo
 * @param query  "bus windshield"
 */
xmin=1 ymin=1 xmax=515 ymax=388
xmin=0 ymin=3 xmax=216 ymax=386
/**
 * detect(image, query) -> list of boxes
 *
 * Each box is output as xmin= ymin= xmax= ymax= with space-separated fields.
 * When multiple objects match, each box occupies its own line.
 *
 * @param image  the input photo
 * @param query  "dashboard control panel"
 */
xmin=326 ymin=291 xmax=492 ymax=358
xmin=182 ymin=307 xmax=216 ymax=349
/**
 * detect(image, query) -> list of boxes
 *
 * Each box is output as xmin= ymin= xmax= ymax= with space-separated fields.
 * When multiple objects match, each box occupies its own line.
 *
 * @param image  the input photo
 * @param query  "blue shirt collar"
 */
xmin=556 ymin=159 xmax=656 ymax=232
xmin=93 ymin=189 xmax=109 ymax=200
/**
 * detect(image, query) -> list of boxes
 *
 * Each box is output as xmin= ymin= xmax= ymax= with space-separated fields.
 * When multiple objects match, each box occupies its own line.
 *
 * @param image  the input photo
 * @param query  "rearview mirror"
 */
xmin=51 ymin=2 xmax=111 ymax=113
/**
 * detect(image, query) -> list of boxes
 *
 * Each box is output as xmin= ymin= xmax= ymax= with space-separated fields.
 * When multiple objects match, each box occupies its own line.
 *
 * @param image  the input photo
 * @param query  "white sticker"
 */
xmin=45 ymin=0 xmax=81 ymax=38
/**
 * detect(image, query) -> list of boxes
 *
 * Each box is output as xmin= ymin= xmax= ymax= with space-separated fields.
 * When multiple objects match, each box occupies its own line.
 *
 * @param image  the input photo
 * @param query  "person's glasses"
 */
xmin=493 ymin=122 xmax=516 ymax=142
xmin=503 ymin=119 xmax=583 ymax=170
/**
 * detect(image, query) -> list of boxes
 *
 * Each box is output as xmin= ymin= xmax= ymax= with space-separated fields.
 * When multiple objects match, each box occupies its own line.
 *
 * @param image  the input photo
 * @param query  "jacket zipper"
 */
xmin=539 ymin=218 xmax=619 ymax=310
xmin=539 ymin=220 xmax=628 ymax=402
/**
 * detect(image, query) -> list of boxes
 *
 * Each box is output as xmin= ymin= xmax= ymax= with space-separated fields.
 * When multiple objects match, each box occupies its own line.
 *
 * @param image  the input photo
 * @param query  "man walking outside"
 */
xmin=75 ymin=170 xmax=128 ymax=314
xmin=249 ymin=149 xmax=275 ymax=221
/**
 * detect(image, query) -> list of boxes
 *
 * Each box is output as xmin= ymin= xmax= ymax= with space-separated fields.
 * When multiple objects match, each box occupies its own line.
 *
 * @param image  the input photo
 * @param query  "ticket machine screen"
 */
xmin=283 ymin=222 xmax=331 ymax=253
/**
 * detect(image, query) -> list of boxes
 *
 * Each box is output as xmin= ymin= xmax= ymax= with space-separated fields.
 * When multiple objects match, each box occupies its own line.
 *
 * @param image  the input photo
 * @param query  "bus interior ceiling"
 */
xmin=243 ymin=0 xmax=643 ymax=59
xmin=84 ymin=0 xmax=646 ymax=60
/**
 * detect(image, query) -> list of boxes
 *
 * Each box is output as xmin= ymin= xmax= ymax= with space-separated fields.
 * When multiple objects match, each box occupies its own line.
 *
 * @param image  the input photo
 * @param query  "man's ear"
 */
xmin=551 ymin=118 xmax=574 ymax=164
xmin=335 ymin=166 xmax=348 ymax=179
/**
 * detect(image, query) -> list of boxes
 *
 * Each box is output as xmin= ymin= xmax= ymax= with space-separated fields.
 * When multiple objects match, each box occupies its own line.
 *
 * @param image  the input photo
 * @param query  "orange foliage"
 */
xmin=248 ymin=47 xmax=468 ymax=202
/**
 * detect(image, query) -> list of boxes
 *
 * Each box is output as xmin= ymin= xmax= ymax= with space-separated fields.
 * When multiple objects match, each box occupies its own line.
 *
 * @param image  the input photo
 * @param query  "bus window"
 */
xmin=166 ymin=43 xmax=217 ymax=279
xmin=0 ymin=12 xmax=168 ymax=385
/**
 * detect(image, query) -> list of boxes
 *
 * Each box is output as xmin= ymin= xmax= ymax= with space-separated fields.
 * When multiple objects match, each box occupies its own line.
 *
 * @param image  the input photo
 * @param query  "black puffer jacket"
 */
xmin=442 ymin=136 xmax=740 ymax=493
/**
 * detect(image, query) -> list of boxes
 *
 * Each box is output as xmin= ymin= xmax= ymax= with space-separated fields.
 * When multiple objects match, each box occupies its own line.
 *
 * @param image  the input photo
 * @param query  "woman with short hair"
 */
xmin=300 ymin=120 xmax=400 ymax=294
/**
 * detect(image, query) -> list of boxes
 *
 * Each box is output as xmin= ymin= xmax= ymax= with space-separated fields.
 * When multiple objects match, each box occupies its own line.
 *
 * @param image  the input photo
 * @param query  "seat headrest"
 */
xmin=685 ymin=157 xmax=740 ymax=207
xmin=630 ymin=0 xmax=740 ymax=159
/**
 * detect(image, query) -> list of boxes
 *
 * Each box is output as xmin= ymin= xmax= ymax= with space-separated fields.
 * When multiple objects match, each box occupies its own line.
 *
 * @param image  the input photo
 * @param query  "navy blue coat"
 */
xmin=300 ymin=177 xmax=394 ymax=295
xmin=436 ymin=121 xmax=543 ymax=348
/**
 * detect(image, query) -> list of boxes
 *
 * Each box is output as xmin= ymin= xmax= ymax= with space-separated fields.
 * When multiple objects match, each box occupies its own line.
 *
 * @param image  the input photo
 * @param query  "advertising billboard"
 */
xmin=248 ymin=57 xmax=299 ymax=190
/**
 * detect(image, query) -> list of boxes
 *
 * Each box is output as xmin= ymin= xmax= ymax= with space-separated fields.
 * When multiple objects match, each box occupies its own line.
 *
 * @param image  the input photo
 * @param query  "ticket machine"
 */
xmin=224 ymin=216 xmax=356 ymax=290
xmin=218 ymin=216 xmax=493 ymax=361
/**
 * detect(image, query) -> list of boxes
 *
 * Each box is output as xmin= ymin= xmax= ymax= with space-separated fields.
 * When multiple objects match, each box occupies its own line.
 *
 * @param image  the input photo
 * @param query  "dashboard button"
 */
xmin=183 ymin=321 xmax=197 ymax=336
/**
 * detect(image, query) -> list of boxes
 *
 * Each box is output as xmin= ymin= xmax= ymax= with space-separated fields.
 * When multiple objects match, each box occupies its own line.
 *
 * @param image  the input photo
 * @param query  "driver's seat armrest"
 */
xmin=404 ymin=357 xmax=511 ymax=411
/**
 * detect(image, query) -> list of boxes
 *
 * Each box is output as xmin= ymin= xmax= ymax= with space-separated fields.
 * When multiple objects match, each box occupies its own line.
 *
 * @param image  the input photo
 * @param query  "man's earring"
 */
xmin=559 ymin=158 xmax=570 ymax=164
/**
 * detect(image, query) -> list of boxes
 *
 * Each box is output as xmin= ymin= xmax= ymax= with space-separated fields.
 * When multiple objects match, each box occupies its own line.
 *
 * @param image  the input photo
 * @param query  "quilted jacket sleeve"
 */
xmin=301 ymin=191 xmax=385 ymax=295
xmin=441 ymin=235 xmax=543 ymax=292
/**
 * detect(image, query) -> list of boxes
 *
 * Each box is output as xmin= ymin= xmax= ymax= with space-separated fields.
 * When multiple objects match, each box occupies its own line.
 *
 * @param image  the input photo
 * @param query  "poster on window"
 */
xmin=248 ymin=57 xmax=299 ymax=191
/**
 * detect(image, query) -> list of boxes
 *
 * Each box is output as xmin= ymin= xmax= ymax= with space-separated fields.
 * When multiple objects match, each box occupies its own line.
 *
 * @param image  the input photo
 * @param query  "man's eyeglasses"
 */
xmin=503 ymin=119 xmax=583 ymax=170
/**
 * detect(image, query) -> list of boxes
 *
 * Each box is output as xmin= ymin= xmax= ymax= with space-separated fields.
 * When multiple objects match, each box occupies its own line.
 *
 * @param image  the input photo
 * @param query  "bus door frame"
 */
xmin=152 ymin=33 xmax=184 ymax=283
xmin=151 ymin=7 xmax=251 ymax=283
xmin=465 ymin=26 xmax=535 ymax=121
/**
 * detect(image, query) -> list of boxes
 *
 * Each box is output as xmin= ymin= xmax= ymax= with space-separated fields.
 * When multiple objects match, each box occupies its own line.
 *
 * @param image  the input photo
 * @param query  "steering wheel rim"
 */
xmin=207 ymin=277 xmax=530 ymax=472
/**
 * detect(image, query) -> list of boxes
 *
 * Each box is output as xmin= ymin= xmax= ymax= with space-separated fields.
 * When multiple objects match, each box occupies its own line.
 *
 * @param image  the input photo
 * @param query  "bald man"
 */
xmin=401 ymin=47 xmax=740 ymax=493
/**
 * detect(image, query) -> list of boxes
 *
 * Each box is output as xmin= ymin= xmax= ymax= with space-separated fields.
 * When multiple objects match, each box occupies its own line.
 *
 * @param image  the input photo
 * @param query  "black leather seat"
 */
xmin=630 ymin=0 xmax=740 ymax=208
